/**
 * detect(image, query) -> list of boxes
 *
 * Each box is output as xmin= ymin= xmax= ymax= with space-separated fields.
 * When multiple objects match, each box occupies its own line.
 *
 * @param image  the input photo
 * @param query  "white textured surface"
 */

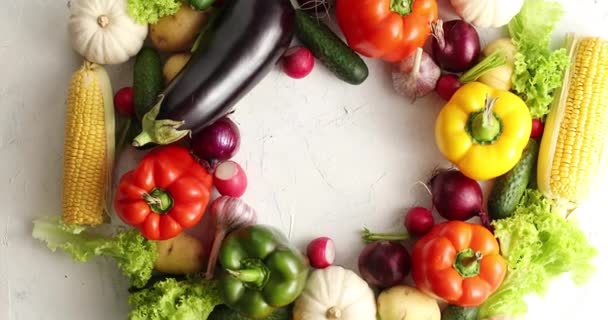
xmin=1 ymin=0 xmax=608 ymax=319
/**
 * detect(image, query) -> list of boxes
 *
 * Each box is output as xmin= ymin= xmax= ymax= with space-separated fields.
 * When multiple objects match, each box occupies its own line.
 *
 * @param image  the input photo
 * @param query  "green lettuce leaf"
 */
xmin=32 ymin=217 xmax=157 ymax=288
xmin=127 ymin=0 xmax=181 ymax=24
xmin=508 ymin=0 xmax=570 ymax=118
xmin=128 ymin=277 xmax=222 ymax=320
xmin=479 ymin=190 xmax=597 ymax=318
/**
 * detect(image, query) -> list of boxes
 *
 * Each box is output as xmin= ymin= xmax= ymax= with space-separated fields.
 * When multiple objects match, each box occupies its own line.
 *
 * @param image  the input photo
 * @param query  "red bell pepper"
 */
xmin=412 ymin=221 xmax=507 ymax=307
xmin=336 ymin=0 xmax=438 ymax=62
xmin=114 ymin=145 xmax=213 ymax=240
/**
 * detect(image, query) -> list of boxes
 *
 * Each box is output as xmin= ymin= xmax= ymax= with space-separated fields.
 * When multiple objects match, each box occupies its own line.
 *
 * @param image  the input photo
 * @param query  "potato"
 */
xmin=154 ymin=232 xmax=206 ymax=274
xmin=163 ymin=53 xmax=192 ymax=84
xmin=377 ymin=285 xmax=440 ymax=320
xmin=149 ymin=4 xmax=211 ymax=52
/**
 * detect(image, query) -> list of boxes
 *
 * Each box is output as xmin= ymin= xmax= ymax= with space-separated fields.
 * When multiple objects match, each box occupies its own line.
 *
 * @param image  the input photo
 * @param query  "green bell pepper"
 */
xmin=219 ymin=225 xmax=309 ymax=319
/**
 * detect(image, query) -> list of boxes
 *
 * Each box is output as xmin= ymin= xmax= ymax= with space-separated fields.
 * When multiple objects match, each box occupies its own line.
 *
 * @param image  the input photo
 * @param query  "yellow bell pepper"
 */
xmin=435 ymin=82 xmax=532 ymax=180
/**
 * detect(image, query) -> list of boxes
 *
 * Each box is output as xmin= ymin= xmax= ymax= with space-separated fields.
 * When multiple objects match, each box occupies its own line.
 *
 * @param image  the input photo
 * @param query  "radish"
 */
xmin=306 ymin=237 xmax=335 ymax=269
xmin=214 ymin=160 xmax=248 ymax=197
xmin=531 ymin=118 xmax=544 ymax=139
xmin=435 ymin=74 xmax=462 ymax=101
xmin=281 ymin=46 xmax=315 ymax=79
xmin=404 ymin=207 xmax=434 ymax=237
xmin=114 ymin=87 xmax=135 ymax=116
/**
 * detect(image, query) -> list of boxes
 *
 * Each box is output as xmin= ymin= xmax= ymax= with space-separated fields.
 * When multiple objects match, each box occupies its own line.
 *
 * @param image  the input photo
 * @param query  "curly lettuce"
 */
xmin=127 ymin=0 xmax=181 ymax=24
xmin=128 ymin=276 xmax=222 ymax=320
xmin=508 ymin=0 xmax=570 ymax=118
xmin=479 ymin=190 xmax=597 ymax=318
xmin=32 ymin=217 xmax=157 ymax=288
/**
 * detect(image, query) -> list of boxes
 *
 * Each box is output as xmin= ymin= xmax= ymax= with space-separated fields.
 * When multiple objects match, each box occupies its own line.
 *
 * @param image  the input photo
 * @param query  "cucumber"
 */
xmin=133 ymin=47 xmax=163 ymax=120
xmin=441 ymin=305 xmax=479 ymax=320
xmin=488 ymin=139 xmax=539 ymax=220
xmin=294 ymin=10 xmax=368 ymax=85
xmin=208 ymin=305 xmax=290 ymax=320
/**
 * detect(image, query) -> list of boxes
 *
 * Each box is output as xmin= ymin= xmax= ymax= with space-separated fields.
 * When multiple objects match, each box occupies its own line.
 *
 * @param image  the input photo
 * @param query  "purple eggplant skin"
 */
xmin=159 ymin=0 xmax=295 ymax=133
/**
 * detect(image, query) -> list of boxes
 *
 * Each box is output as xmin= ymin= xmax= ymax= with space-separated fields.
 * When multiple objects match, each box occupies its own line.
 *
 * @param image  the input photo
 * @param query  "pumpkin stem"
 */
xmin=97 ymin=15 xmax=110 ymax=28
xmin=326 ymin=307 xmax=341 ymax=319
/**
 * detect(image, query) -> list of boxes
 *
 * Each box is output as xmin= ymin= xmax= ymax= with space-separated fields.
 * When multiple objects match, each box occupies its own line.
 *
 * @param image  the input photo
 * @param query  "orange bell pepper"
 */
xmin=335 ymin=0 xmax=438 ymax=62
xmin=412 ymin=221 xmax=507 ymax=307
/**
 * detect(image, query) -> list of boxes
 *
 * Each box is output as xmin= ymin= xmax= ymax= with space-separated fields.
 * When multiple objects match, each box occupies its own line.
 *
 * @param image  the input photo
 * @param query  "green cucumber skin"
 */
xmin=133 ymin=47 xmax=163 ymax=120
xmin=488 ymin=139 xmax=539 ymax=220
xmin=294 ymin=10 xmax=368 ymax=85
xmin=441 ymin=305 xmax=479 ymax=320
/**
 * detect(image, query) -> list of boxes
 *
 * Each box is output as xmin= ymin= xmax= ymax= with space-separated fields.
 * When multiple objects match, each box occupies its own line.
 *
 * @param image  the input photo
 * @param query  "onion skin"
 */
xmin=192 ymin=117 xmax=241 ymax=161
xmin=431 ymin=20 xmax=480 ymax=73
xmin=358 ymin=241 xmax=411 ymax=288
xmin=430 ymin=170 xmax=483 ymax=221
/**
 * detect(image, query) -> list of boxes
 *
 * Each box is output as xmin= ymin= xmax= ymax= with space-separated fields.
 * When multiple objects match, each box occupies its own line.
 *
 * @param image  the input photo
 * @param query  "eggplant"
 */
xmin=134 ymin=0 xmax=295 ymax=147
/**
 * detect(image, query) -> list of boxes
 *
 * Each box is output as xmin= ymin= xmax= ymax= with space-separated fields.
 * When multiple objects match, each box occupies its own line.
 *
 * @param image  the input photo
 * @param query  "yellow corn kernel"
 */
xmin=61 ymin=61 xmax=115 ymax=226
xmin=538 ymin=34 xmax=608 ymax=212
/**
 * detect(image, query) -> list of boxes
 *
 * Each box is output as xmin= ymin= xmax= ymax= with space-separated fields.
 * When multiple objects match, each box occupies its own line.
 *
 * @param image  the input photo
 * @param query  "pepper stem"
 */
xmin=143 ymin=188 xmax=173 ymax=214
xmin=132 ymin=95 xmax=191 ymax=147
xmin=469 ymin=95 xmax=501 ymax=144
xmin=453 ymin=248 xmax=483 ymax=278
xmin=361 ymin=228 xmax=409 ymax=244
xmin=459 ymin=50 xmax=508 ymax=83
xmin=226 ymin=259 xmax=270 ymax=289
xmin=390 ymin=0 xmax=413 ymax=16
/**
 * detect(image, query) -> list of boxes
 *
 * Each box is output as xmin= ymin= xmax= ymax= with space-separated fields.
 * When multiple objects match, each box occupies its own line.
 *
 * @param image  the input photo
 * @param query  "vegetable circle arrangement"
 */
xmin=32 ymin=0 xmax=607 ymax=320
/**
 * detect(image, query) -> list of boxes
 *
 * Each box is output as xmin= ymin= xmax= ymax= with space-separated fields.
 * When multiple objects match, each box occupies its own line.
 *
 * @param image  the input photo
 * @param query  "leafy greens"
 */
xmin=508 ymin=0 xmax=570 ymax=118
xmin=32 ymin=216 xmax=157 ymax=288
xmin=479 ymin=190 xmax=597 ymax=318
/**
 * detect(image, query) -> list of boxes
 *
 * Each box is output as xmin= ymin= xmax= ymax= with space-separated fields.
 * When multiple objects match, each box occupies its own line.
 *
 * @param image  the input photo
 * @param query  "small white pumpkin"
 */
xmin=68 ymin=0 xmax=148 ymax=65
xmin=293 ymin=266 xmax=376 ymax=320
xmin=450 ymin=0 xmax=524 ymax=28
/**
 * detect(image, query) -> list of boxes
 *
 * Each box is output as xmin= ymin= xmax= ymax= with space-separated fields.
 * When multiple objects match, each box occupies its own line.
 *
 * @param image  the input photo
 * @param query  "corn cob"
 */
xmin=537 ymin=33 xmax=608 ymax=212
xmin=61 ymin=61 xmax=115 ymax=225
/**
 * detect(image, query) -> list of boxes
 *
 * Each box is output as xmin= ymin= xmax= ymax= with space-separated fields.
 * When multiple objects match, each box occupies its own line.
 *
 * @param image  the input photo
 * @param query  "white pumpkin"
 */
xmin=293 ymin=266 xmax=376 ymax=320
xmin=68 ymin=0 xmax=148 ymax=65
xmin=450 ymin=0 xmax=524 ymax=28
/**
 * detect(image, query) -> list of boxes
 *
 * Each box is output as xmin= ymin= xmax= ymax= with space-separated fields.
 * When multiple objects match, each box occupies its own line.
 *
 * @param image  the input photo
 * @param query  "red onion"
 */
xmin=431 ymin=19 xmax=481 ymax=73
xmin=205 ymin=196 xmax=257 ymax=279
xmin=358 ymin=241 xmax=411 ymax=288
xmin=430 ymin=170 xmax=489 ymax=227
xmin=191 ymin=117 xmax=240 ymax=162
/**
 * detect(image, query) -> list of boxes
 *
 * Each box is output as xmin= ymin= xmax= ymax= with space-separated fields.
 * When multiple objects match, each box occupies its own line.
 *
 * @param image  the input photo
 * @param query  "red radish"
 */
xmin=214 ymin=160 xmax=248 ymax=197
xmin=114 ymin=87 xmax=135 ymax=116
xmin=358 ymin=241 xmax=410 ymax=288
xmin=306 ymin=237 xmax=335 ymax=269
xmin=436 ymin=74 xmax=462 ymax=100
xmin=192 ymin=117 xmax=241 ymax=162
xmin=531 ymin=118 xmax=544 ymax=139
xmin=404 ymin=207 xmax=434 ymax=237
xmin=282 ymin=46 xmax=315 ymax=79
xmin=430 ymin=169 xmax=491 ymax=229
xmin=431 ymin=19 xmax=481 ymax=73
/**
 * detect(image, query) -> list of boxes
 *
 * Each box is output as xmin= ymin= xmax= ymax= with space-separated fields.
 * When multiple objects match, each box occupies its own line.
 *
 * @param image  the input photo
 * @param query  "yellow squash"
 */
xmin=435 ymin=82 xmax=532 ymax=180
xmin=62 ymin=61 xmax=115 ymax=225
xmin=538 ymin=34 xmax=608 ymax=211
